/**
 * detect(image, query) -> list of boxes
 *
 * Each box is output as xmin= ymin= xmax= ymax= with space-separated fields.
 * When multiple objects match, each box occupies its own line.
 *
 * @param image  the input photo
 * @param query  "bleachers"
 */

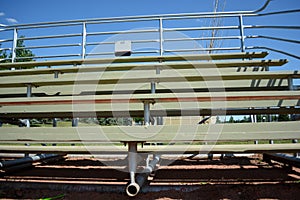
xmin=0 ymin=51 xmax=299 ymax=154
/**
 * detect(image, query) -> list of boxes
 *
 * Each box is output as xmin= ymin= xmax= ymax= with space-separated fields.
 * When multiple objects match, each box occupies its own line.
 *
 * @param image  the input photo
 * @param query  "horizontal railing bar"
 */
xmin=16 ymin=54 xmax=81 ymax=60
xmin=257 ymin=9 xmax=300 ymax=17
xmin=159 ymin=13 xmax=241 ymax=20
xmin=245 ymin=25 xmax=300 ymax=30
xmin=87 ymin=29 xmax=159 ymax=36
xmin=0 ymin=38 xmax=13 ymax=43
xmin=0 ymin=28 xmax=11 ymax=32
xmin=164 ymin=36 xmax=240 ymax=42
xmin=165 ymin=47 xmax=241 ymax=52
xmin=246 ymin=46 xmax=300 ymax=60
xmin=86 ymin=39 xmax=159 ymax=46
xmin=21 ymin=33 xmax=82 ymax=41
xmin=246 ymin=35 xmax=300 ymax=44
xmin=1 ymin=1 xmax=270 ymax=29
xmin=86 ymin=50 xmax=160 ymax=57
xmin=85 ymin=52 xmax=114 ymax=56
xmin=164 ymin=26 xmax=239 ymax=32
xmin=5 ymin=22 xmax=83 ymax=31
xmin=131 ymin=50 xmax=160 ymax=54
xmin=16 ymin=43 xmax=81 ymax=50
xmin=0 ymin=47 xmax=11 ymax=51
xmin=85 ymin=17 xmax=160 ymax=25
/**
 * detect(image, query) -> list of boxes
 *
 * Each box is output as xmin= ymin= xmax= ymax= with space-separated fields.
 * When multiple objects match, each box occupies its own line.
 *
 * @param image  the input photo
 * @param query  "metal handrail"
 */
xmin=1 ymin=0 xmax=271 ymax=29
xmin=0 ymin=0 xmax=299 ymax=62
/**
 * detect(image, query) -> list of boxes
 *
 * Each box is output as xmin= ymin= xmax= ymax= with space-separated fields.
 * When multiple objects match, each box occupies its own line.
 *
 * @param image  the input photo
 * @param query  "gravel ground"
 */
xmin=0 ymin=154 xmax=299 ymax=199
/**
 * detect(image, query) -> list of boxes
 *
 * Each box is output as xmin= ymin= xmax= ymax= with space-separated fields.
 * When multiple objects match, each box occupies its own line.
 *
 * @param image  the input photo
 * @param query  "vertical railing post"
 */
xmin=238 ymin=15 xmax=245 ymax=52
xmin=159 ymin=18 xmax=164 ymax=56
xmin=81 ymin=22 xmax=87 ymax=59
xmin=12 ymin=28 xmax=18 ymax=63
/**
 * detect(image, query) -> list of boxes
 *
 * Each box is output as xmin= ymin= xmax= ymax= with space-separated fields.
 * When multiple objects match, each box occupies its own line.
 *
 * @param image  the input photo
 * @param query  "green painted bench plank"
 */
xmin=0 ymin=144 xmax=299 ymax=154
xmin=0 ymin=59 xmax=287 ymax=76
xmin=0 ymin=69 xmax=296 ymax=88
xmin=0 ymin=122 xmax=299 ymax=143
xmin=0 ymin=51 xmax=269 ymax=70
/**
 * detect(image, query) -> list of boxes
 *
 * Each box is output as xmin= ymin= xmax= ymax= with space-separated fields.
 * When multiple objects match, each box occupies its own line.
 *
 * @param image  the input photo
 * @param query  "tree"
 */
xmin=228 ymin=116 xmax=234 ymax=123
xmin=0 ymin=35 xmax=35 ymax=66
xmin=278 ymin=114 xmax=290 ymax=122
xmin=0 ymin=45 xmax=8 ymax=63
xmin=13 ymin=36 xmax=35 ymax=63
xmin=216 ymin=116 xmax=222 ymax=123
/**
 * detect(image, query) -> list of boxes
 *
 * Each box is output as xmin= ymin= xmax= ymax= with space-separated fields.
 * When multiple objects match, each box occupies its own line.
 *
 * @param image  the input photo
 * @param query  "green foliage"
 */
xmin=97 ymin=117 xmax=132 ymax=126
xmin=133 ymin=117 xmax=143 ymax=124
xmin=0 ymin=48 xmax=7 ymax=62
xmin=13 ymin=36 xmax=35 ymax=63
xmin=0 ymin=35 xmax=35 ymax=67
xmin=98 ymin=118 xmax=118 ymax=126
xmin=216 ymin=116 xmax=222 ymax=123
xmin=257 ymin=114 xmax=290 ymax=122
xmin=278 ymin=114 xmax=290 ymax=122
xmin=228 ymin=116 xmax=234 ymax=123
xmin=226 ymin=116 xmax=251 ymax=123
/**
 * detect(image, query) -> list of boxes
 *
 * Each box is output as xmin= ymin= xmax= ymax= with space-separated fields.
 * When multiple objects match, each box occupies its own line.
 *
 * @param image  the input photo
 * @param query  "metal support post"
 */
xmin=144 ymin=102 xmax=150 ymax=126
xmin=71 ymin=118 xmax=78 ymax=146
xmin=293 ymin=139 xmax=299 ymax=157
xmin=53 ymin=71 xmax=59 ymax=126
xmin=53 ymin=119 xmax=57 ymax=127
xmin=72 ymin=118 xmax=79 ymax=127
xmin=25 ymin=84 xmax=32 ymax=128
xmin=268 ymin=113 xmax=272 ymax=122
xmin=151 ymin=81 xmax=156 ymax=94
xmin=156 ymin=66 xmax=161 ymax=74
xmin=26 ymin=84 xmax=32 ymax=98
xmin=250 ymin=107 xmax=256 ymax=144
xmin=238 ymin=15 xmax=245 ymax=52
xmin=126 ymin=142 xmax=140 ymax=197
xmin=54 ymin=71 xmax=59 ymax=79
xmin=81 ymin=22 xmax=87 ymax=59
xmin=288 ymin=77 xmax=293 ymax=91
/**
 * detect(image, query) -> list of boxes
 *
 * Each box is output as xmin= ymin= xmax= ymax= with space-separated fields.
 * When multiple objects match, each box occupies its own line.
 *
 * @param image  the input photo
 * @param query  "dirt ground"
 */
xmin=0 ymin=154 xmax=300 ymax=200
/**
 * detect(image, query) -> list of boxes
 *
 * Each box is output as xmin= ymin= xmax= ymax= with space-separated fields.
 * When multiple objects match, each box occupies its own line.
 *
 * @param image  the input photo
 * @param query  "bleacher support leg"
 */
xmin=126 ymin=142 xmax=140 ymax=197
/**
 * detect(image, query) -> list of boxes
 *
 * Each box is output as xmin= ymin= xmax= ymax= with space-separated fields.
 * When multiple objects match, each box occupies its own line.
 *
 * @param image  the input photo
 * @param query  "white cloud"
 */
xmin=6 ymin=18 xmax=18 ymax=24
xmin=0 ymin=12 xmax=4 ymax=16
